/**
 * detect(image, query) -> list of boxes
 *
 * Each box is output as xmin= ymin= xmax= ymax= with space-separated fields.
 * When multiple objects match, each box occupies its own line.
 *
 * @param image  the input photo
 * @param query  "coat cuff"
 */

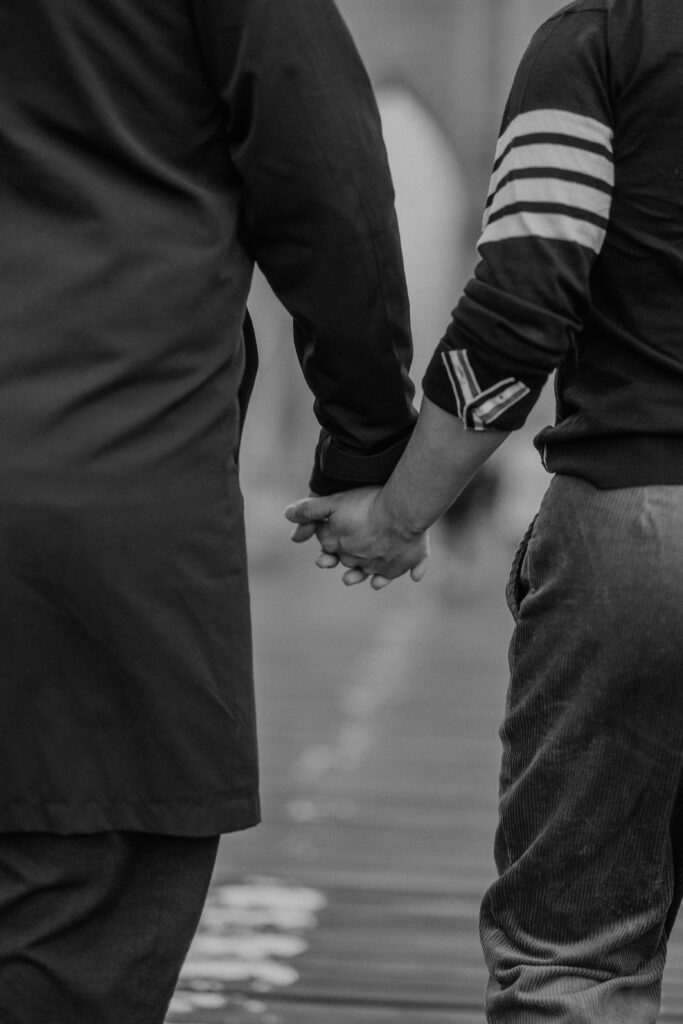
xmin=309 ymin=428 xmax=414 ymax=496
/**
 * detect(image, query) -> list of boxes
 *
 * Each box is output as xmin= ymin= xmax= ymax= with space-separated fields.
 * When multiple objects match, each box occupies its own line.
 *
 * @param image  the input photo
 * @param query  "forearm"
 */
xmin=374 ymin=397 xmax=509 ymax=537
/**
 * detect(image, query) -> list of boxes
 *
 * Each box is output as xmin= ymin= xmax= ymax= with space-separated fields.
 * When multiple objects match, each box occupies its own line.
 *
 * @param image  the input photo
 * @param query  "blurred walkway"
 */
xmin=166 ymin=520 xmax=683 ymax=1024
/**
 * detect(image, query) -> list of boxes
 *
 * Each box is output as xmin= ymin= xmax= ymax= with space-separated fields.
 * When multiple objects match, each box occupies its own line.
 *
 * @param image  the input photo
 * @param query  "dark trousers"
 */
xmin=482 ymin=475 xmax=683 ymax=1023
xmin=0 ymin=831 xmax=219 ymax=1024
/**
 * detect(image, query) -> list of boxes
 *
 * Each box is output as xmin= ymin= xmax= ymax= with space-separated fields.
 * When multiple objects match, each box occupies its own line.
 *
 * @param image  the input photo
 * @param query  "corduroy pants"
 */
xmin=481 ymin=475 xmax=683 ymax=1024
xmin=0 ymin=831 xmax=219 ymax=1024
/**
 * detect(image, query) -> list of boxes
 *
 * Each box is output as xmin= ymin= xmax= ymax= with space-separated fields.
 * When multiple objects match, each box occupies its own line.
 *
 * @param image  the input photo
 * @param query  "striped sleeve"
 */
xmin=481 ymin=108 xmax=614 ymax=252
xmin=423 ymin=4 xmax=613 ymax=431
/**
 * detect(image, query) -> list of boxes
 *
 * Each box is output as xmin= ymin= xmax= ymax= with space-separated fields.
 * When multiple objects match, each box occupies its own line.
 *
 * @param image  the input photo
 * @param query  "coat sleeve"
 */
xmin=422 ymin=6 xmax=614 ymax=431
xmin=190 ymin=0 xmax=416 ymax=494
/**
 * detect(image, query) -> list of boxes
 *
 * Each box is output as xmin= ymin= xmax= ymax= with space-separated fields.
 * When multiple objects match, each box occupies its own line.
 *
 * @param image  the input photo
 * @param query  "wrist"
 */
xmin=370 ymin=485 xmax=425 ymax=543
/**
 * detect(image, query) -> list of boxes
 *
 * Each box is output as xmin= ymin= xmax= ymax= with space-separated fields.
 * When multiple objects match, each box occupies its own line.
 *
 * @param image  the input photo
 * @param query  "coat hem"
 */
xmin=0 ymin=792 xmax=261 ymax=837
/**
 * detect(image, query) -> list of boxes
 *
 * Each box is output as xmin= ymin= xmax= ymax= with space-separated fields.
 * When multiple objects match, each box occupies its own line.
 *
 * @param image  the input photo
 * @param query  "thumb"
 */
xmin=284 ymin=496 xmax=334 ymax=525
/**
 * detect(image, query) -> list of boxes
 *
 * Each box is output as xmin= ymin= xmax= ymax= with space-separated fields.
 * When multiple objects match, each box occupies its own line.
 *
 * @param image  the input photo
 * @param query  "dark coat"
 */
xmin=0 ymin=0 xmax=415 ymax=834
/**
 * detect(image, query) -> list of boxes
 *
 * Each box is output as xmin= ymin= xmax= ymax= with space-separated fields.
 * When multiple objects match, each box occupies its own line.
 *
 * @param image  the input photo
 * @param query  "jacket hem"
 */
xmin=0 ymin=792 xmax=261 ymax=837
xmin=540 ymin=434 xmax=683 ymax=487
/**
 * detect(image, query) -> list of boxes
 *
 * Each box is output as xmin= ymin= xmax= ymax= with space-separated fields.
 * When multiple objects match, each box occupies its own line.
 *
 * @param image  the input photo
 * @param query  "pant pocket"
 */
xmin=505 ymin=515 xmax=537 ymax=622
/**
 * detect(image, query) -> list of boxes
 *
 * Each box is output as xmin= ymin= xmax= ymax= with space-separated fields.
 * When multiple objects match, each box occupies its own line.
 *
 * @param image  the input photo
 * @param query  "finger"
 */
xmin=316 ymin=552 xmax=340 ymax=569
xmin=343 ymin=567 xmax=368 ymax=586
xmin=284 ymin=497 xmax=334 ymax=525
xmin=316 ymin=525 xmax=340 ymax=558
xmin=410 ymin=557 xmax=429 ymax=583
xmin=370 ymin=574 xmax=392 ymax=590
xmin=338 ymin=552 xmax=369 ymax=570
xmin=289 ymin=522 xmax=318 ymax=543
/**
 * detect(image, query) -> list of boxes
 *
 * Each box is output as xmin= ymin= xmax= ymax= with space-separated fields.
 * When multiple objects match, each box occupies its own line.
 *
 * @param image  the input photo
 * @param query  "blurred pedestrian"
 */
xmin=0 ymin=1 xmax=419 ymax=1021
xmin=434 ymin=466 xmax=502 ymax=593
xmin=286 ymin=1 xmax=683 ymax=1019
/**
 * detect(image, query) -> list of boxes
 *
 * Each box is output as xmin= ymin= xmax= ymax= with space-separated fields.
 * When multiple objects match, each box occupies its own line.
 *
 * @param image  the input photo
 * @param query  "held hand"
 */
xmin=284 ymin=487 xmax=429 ymax=588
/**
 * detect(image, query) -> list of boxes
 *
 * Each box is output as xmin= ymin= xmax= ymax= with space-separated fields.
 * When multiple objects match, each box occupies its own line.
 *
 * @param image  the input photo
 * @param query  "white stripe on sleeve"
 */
xmin=493 ymin=109 xmax=613 ymax=165
xmin=486 ymin=177 xmax=612 ymax=226
xmin=479 ymin=108 xmax=615 ymax=251
xmin=470 ymin=381 xmax=531 ymax=429
xmin=486 ymin=144 xmax=614 ymax=222
xmin=479 ymin=210 xmax=609 ymax=253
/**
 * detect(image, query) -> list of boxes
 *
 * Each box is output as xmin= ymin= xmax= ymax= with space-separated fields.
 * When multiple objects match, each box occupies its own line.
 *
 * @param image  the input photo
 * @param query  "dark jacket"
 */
xmin=0 ymin=0 xmax=415 ymax=834
xmin=424 ymin=0 xmax=683 ymax=487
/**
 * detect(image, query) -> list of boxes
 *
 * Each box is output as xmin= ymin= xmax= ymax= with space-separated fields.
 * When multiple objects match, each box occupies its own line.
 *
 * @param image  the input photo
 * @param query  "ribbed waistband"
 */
xmin=538 ymin=434 xmax=683 ymax=488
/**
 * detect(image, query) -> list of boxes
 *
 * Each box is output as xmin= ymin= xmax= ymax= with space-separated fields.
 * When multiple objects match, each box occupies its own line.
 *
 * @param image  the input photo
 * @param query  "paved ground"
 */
xmin=165 ymin=512 xmax=683 ymax=1024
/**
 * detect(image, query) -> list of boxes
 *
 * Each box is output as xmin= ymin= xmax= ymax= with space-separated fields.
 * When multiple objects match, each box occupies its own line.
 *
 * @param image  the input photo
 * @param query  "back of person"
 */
xmin=428 ymin=2 xmax=683 ymax=1019
xmin=0 ymin=3 xmax=419 ymax=1022
xmin=0 ymin=0 xmax=415 ymax=836
xmin=0 ymin=0 xmax=260 ymax=836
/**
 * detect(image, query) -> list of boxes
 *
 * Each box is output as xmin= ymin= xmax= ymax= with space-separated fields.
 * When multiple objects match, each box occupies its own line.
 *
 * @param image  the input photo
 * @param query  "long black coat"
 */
xmin=0 ymin=0 xmax=416 ymax=834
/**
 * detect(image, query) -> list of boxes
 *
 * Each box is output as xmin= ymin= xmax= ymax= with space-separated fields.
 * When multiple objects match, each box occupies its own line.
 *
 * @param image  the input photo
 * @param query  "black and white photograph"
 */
xmin=1 ymin=2 xmax=682 ymax=1022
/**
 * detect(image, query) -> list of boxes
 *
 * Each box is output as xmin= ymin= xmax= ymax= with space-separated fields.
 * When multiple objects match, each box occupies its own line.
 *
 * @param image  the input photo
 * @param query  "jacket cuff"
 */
xmin=309 ymin=429 xmax=414 ymax=496
xmin=422 ymin=344 xmax=540 ymax=432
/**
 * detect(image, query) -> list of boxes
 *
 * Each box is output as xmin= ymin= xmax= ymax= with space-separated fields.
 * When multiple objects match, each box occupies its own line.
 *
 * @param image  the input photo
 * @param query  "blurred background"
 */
xmin=167 ymin=4 xmax=683 ymax=1023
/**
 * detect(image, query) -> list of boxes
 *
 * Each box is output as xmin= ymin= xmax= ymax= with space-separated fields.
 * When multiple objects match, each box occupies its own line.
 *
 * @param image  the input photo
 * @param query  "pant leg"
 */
xmin=481 ymin=476 xmax=683 ymax=1024
xmin=664 ymin=770 xmax=683 ymax=940
xmin=0 ymin=831 xmax=219 ymax=1024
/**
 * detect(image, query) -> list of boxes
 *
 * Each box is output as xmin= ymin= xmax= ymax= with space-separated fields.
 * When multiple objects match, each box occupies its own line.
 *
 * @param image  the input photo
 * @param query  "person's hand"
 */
xmin=284 ymin=487 xmax=429 ymax=589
